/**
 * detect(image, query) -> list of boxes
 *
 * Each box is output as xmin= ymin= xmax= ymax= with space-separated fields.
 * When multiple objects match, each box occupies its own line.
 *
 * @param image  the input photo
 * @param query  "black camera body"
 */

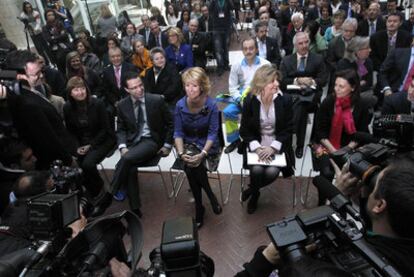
xmin=373 ymin=114 xmax=414 ymax=151
xmin=267 ymin=205 xmax=401 ymax=277
xmin=50 ymin=160 xmax=83 ymax=194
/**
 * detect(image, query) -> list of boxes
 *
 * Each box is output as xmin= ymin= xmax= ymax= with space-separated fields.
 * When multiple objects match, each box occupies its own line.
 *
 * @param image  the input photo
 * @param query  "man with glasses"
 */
xmin=3 ymin=50 xmax=76 ymax=169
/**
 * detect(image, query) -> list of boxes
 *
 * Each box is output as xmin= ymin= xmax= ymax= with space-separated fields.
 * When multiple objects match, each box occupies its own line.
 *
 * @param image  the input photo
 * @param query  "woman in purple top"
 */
xmin=174 ymin=67 xmax=222 ymax=228
xmin=165 ymin=27 xmax=193 ymax=73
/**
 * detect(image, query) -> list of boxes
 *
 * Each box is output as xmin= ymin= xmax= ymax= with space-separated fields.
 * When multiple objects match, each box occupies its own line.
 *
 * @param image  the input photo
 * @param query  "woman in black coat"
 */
xmin=239 ymin=64 xmax=295 ymax=214
xmin=313 ymin=69 xmax=373 ymax=203
xmin=63 ymin=76 xmax=116 ymax=216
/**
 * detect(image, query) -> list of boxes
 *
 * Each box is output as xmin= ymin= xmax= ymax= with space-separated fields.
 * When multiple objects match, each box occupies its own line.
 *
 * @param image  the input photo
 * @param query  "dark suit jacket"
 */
xmin=356 ymin=17 xmax=386 ymax=37
xmin=102 ymin=62 xmax=139 ymax=107
xmin=280 ymin=52 xmax=328 ymax=93
xmin=184 ymin=31 xmax=209 ymax=68
xmin=379 ymin=47 xmax=412 ymax=92
xmin=369 ymin=29 xmax=412 ymax=71
xmin=314 ymin=94 xmax=373 ymax=146
xmin=239 ymin=93 xmax=295 ymax=177
xmin=43 ymin=66 xmax=66 ymax=98
xmin=148 ymin=32 xmax=169 ymax=49
xmin=198 ymin=16 xmax=213 ymax=32
xmin=327 ymin=35 xmax=346 ymax=70
xmin=382 ymin=92 xmax=412 ymax=115
xmin=143 ymin=63 xmax=183 ymax=104
xmin=138 ymin=27 xmax=151 ymax=46
xmin=63 ymin=97 xmax=116 ymax=149
xmin=8 ymin=91 xmax=76 ymax=169
xmin=116 ymin=93 xmax=173 ymax=148
xmin=337 ymin=58 xmax=374 ymax=92
xmin=263 ymin=37 xmax=282 ymax=67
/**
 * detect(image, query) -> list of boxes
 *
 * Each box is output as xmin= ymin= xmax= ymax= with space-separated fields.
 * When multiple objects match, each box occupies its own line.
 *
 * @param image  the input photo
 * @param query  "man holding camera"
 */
xmin=236 ymin=155 xmax=414 ymax=276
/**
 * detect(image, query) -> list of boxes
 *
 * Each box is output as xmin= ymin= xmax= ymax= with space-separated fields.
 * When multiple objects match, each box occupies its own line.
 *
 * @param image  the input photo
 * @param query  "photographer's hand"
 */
xmin=120 ymin=147 xmax=129 ymax=156
xmin=109 ymin=258 xmax=130 ymax=277
xmin=0 ymin=85 xmax=7 ymax=99
xmin=157 ymin=146 xmax=171 ymax=157
xmin=262 ymin=243 xmax=280 ymax=265
xmin=331 ymin=159 xmax=361 ymax=197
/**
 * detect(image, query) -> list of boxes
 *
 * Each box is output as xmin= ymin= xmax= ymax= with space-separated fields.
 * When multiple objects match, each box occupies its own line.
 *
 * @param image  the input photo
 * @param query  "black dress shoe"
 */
xmin=295 ymin=147 xmax=304 ymax=159
xmin=224 ymin=139 xmax=241 ymax=154
xmin=247 ymin=191 xmax=260 ymax=214
xmin=211 ymin=203 xmax=222 ymax=215
xmin=90 ymin=193 xmax=112 ymax=217
xmin=195 ymin=206 xmax=205 ymax=228
xmin=241 ymin=187 xmax=252 ymax=202
xmin=132 ymin=208 xmax=143 ymax=218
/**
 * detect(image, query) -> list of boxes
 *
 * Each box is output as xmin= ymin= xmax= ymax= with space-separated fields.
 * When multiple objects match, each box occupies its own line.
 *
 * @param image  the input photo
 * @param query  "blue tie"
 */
xmin=298 ymin=57 xmax=306 ymax=72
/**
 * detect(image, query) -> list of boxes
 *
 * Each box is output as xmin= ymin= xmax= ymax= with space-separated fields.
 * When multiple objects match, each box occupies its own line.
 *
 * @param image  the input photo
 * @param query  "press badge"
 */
xmin=219 ymin=12 xmax=225 ymax=18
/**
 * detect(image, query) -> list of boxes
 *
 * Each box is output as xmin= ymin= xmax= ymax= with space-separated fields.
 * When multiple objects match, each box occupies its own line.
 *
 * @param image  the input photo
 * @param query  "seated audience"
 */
xmin=150 ymin=6 xmax=167 ymax=26
xmin=177 ymin=9 xmax=191 ymax=33
xmin=138 ymin=15 xmax=151 ymax=46
xmin=382 ymin=77 xmax=414 ymax=115
xmin=280 ymin=32 xmax=327 ymax=159
xmin=109 ymin=72 xmax=173 ymax=218
xmin=283 ymin=12 xmax=305 ymax=55
xmin=131 ymin=39 xmax=153 ymax=77
xmin=144 ymin=47 xmax=183 ymax=110
xmin=102 ymin=36 xmax=121 ymax=67
xmin=63 ymin=77 xmax=115 ymax=217
xmin=76 ymin=39 xmax=102 ymax=74
xmin=120 ymin=22 xmax=144 ymax=57
xmin=239 ymin=65 xmax=294 ymax=214
xmin=148 ymin=20 xmax=169 ymax=49
xmin=356 ymin=2 xmax=385 ymax=37
xmin=165 ymin=3 xmax=180 ymax=26
xmin=37 ymin=55 xmax=66 ymax=99
xmin=313 ymin=69 xmax=373 ymax=198
xmin=251 ymin=10 xmax=282 ymax=49
xmin=315 ymin=4 xmax=332 ymax=35
xmin=254 ymin=21 xmax=282 ymax=66
xmin=165 ymin=27 xmax=194 ymax=73
xmin=185 ymin=19 xmax=210 ymax=68
xmin=324 ymin=10 xmax=345 ymax=43
xmin=174 ymin=67 xmax=222 ymax=228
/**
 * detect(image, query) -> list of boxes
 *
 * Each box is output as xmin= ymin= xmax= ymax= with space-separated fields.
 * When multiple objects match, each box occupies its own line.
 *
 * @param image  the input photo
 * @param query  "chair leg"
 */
xmin=169 ymin=168 xmax=185 ymax=203
xmin=301 ymin=168 xmax=313 ymax=207
xmin=299 ymin=145 xmax=309 ymax=178
xmin=98 ymin=163 xmax=111 ymax=186
xmin=291 ymin=176 xmax=297 ymax=208
xmin=215 ymin=170 xmax=225 ymax=206
xmin=158 ymin=165 xmax=173 ymax=199
xmin=240 ymin=168 xmax=246 ymax=205
xmin=224 ymin=153 xmax=234 ymax=205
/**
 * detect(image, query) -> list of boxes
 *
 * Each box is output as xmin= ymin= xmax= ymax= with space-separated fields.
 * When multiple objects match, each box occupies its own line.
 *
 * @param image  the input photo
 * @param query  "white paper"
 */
xmin=247 ymin=152 xmax=287 ymax=167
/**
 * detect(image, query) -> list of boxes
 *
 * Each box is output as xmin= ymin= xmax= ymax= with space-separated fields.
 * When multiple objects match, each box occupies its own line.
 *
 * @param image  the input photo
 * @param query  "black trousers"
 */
xmin=249 ymin=165 xmax=280 ymax=192
xmin=315 ymin=154 xmax=334 ymax=205
xmin=110 ymin=138 xmax=159 ymax=210
xmin=184 ymin=163 xmax=218 ymax=210
xmin=77 ymin=139 xmax=115 ymax=198
xmin=293 ymin=101 xmax=315 ymax=149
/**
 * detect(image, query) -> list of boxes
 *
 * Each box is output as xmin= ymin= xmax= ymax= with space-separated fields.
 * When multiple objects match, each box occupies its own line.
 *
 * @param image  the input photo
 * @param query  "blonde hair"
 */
xmin=100 ymin=3 xmax=113 ymax=19
xmin=168 ymin=27 xmax=185 ymax=45
xmin=250 ymin=64 xmax=281 ymax=96
xmin=182 ymin=67 xmax=211 ymax=95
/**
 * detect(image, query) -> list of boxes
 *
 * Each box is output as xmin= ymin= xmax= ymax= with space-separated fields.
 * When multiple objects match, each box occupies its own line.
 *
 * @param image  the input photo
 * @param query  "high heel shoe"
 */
xmin=247 ymin=191 xmax=260 ymax=214
xmin=195 ymin=206 xmax=205 ymax=229
xmin=241 ymin=186 xmax=252 ymax=202
xmin=209 ymin=196 xmax=222 ymax=215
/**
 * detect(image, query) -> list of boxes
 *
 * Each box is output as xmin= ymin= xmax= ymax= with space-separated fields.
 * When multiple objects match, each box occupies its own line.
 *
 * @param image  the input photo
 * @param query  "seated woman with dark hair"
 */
xmin=239 ymin=64 xmax=295 ymax=214
xmin=63 ymin=77 xmax=116 ymax=217
xmin=76 ymin=39 xmax=102 ymax=74
xmin=174 ymin=67 xmax=222 ymax=228
xmin=313 ymin=69 xmax=373 ymax=203
xmin=337 ymin=36 xmax=376 ymax=106
xmin=102 ymin=36 xmax=120 ymax=67
xmin=65 ymin=51 xmax=103 ymax=98
xmin=130 ymin=39 xmax=153 ymax=77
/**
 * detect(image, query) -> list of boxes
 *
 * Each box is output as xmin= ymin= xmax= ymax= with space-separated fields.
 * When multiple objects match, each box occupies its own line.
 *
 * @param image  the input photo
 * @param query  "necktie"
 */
xmin=189 ymin=33 xmax=193 ymax=44
xmin=369 ymin=22 xmax=375 ymax=36
xmin=403 ymin=61 xmax=414 ymax=91
xmin=156 ymin=35 xmax=160 ymax=47
xmin=298 ymin=56 xmax=306 ymax=72
xmin=115 ymin=66 xmax=121 ymax=89
xmin=135 ymin=100 xmax=144 ymax=136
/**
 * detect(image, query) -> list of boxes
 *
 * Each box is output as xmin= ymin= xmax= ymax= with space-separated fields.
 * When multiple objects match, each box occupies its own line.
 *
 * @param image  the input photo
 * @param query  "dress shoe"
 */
xmin=295 ymin=147 xmax=304 ymax=159
xmin=217 ymin=68 xmax=224 ymax=76
xmin=113 ymin=190 xmax=126 ymax=201
xmin=90 ymin=192 xmax=112 ymax=217
xmin=211 ymin=202 xmax=222 ymax=215
xmin=241 ymin=187 xmax=252 ymax=202
xmin=224 ymin=139 xmax=241 ymax=154
xmin=195 ymin=206 xmax=205 ymax=228
xmin=132 ymin=208 xmax=143 ymax=218
xmin=247 ymin=191 xmax=260 ymax=214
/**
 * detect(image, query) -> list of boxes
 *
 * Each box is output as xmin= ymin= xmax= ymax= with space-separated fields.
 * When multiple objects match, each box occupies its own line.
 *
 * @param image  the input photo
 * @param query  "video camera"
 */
xmin=266 ymin=176 xmax=402 ymax=277
xmin=50 ymin=160 xmax=82 ymax=194
xmin=373 ymin=114 xmax=414 ymax=151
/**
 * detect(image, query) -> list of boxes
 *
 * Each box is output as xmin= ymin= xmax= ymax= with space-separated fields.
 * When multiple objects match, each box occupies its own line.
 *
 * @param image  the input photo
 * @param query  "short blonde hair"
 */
xmin=168 ymin=27 xmax=185 ymax=44
xmin=250 ymin=64 xmax=281 ymax=96
xmin=182 ymin=67 xmax=211 ymax=95
xmin=100 ymin=3 xmax=113 ymax=18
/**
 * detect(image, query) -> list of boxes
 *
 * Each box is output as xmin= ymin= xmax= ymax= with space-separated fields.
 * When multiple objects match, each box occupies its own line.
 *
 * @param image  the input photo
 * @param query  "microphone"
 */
xmin=312 ymin=176 xmax=362 ymax=222
xmin=19 ymin=241 xmax=51 ymax=277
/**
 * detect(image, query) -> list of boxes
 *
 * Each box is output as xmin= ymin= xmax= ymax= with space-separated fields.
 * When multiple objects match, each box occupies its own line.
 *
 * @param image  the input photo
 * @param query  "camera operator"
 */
xmin=2 ymin=50 xmax=77 ymax=170
xmin=0 ymin=171 xmax=86 ymax=257
xmin=236 ymin=155 xmax=414 ymax=276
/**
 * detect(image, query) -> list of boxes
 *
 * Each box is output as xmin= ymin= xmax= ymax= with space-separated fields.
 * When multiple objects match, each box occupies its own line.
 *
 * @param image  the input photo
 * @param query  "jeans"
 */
xmin=212 ymin=30 xmax=230 ymax=70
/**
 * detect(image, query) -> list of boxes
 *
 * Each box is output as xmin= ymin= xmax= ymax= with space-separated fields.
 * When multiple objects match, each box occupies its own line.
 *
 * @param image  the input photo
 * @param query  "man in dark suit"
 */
xmin=280 ymin=0 xmax=301 ymax=28
xmin=379 ymin=47 xmax=414 ymax=96
xmin=280 ymin=32 xmax=328 ymax=158
xmin=109 ymin=72 xmax=173 ymax=217
xmin=199 ymin=4 xmax=213 ymax=33
xmin=147 ymin=20 xmax=169 ymax=49
xmin=4 ymin=50 xmax=76 ymax=169
xmin=370 ymin=13 xmax=412 ymax=71
xmin=382 ymin=85 xmax=413 ymax=115
xmin=185 ymin=19 xmax=209 ymax=68
xmin=255 ymin=21 xmax=281 ymax=66
xmin=138 ymin=15 xmax=151 ymax=46
xmin=283 ymin=11 xmax=305 ymax=55
xmin=143 ymin=47 xmax=183 ymax=110
xmin=102 ymin=47 xmax=139 ymax=111
xmin=402 ymin=9 xmax=414 ymax=35
xmin=356 ymin=2 xmax=386 ymax=36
